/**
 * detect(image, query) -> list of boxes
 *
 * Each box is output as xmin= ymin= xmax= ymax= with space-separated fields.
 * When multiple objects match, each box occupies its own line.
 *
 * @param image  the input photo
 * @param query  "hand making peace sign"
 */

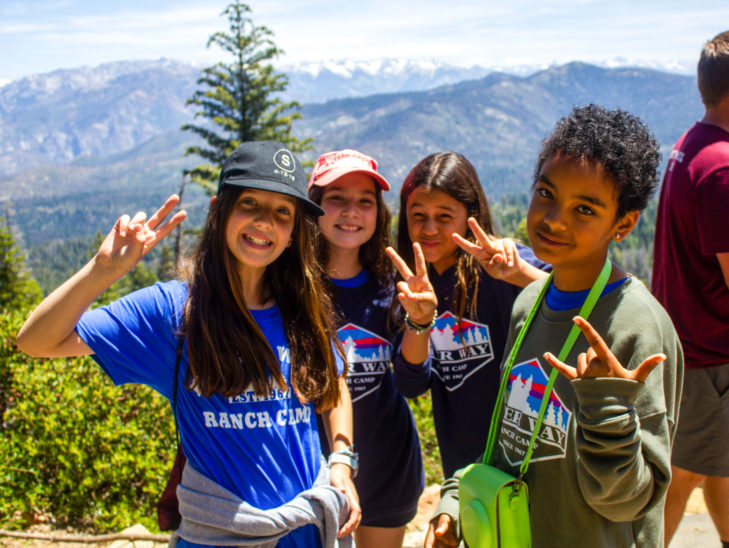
xmin=95 ymin=194 xmax=187 ymax=277
xmin=543 ymin=316 xmax=667 ymax=381
xmin=452 ymin=217 xmax=522 ymax=281
xmin=386 ymin=243 xmax=438 ymax=326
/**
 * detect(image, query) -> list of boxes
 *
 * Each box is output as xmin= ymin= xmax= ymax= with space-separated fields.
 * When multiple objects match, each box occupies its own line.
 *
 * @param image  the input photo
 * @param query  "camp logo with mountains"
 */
xmin=338 ymin=323 xmax=392 ymax=402
xmin=499 ymin=358 xmax=571 ymax=465
xmin=430 ymin=311 xmax=494 ymax=391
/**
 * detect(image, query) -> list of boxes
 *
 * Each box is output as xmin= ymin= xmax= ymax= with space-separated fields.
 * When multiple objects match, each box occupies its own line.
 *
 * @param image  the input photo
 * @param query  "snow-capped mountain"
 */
xmin=280 ymin=58 xmax=491 ymax=103
xmin=280 ymin=57 xmax=696 ymax=104
xmin=0 ymin=59 xmax=200 ymax=176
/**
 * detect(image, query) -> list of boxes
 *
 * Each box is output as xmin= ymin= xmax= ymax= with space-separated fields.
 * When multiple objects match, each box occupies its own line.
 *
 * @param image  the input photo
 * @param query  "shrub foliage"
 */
xmin=0 ymin=307 xmax=176 ymax=532
xmin=407 ymin=394 xmax=443 ymax=485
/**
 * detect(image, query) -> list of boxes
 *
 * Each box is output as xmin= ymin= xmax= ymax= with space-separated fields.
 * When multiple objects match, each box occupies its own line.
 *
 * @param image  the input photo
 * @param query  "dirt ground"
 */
xmin=0 ymin=485 xmax=713 ymax=548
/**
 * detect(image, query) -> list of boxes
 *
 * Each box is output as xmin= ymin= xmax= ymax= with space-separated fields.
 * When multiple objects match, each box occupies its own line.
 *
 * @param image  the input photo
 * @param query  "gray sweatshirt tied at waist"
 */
xmin=169 ymin=458 xmax=352 ymax=548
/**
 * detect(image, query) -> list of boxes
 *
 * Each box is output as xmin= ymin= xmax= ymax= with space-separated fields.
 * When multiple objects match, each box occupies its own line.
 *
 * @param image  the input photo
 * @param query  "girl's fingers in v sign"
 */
xmin=451 ymin=232 xmax=485 ymax=259
xmin=386 ymin=246 xmax=414 ymax=279
xmin=147 ymin=194 xmax=181 ymax=230
xmin=386 ymin=245 xmax=437 ymax=321
xmin=452 ymin=217 xmax=499 ymax=259
xmin=141 ymin=195 xmax=187 ymax=252
xmin=467 ymin=216 xmax=498 ymax=252
xmin=412 ymin=241 xmax=428 ymax=277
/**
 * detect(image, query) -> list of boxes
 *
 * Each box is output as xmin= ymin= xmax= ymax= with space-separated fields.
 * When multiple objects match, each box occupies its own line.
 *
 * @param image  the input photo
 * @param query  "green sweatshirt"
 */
xmin=436 ymin=277 xmax=683 ymax=548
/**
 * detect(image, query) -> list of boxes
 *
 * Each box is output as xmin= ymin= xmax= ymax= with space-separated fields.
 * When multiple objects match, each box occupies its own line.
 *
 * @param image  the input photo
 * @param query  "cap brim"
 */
xmin=221 ymin=177 xmax=325 ymax=216
xmin=309 ymin=167 xmax=390 ymax=191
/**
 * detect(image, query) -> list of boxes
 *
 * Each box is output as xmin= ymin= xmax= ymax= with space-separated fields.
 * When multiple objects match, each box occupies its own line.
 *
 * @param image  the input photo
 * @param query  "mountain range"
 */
xmin=0 ymin=58 xmax=704 ymax=253
xmin=295 ymin=62 xmax=702 ymax=196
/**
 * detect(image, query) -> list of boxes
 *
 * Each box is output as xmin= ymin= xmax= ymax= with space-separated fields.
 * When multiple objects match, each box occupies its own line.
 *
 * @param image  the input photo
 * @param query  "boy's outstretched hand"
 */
xmin=543 ymin=316 xmax=666 ymax=382
xmin=386 ymin=243 xmax=438 ymax=326
xmin=96 ymin=194 xmax=186 ymax=276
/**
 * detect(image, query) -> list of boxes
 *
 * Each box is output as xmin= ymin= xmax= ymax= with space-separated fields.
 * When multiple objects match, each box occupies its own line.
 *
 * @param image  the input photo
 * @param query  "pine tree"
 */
xmin=182 ymin=1 xmax=312 ymax=194
xmin=157 ymin=243 xmax=176 ymax=282
xmin=0 ymin=218 xmax=41 ymax=311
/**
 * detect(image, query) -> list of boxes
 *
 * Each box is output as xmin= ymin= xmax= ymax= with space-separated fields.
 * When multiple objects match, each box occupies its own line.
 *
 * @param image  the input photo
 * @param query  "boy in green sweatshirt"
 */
xmin=427 ymin=104 xmax=683 ymax=548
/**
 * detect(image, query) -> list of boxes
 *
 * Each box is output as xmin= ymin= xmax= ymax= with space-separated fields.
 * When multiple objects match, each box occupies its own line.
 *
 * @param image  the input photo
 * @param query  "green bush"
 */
xmin=0 ymin=308 xmax=176 ymax=532
xmin=408 ymin=393 xmax=443 ymax=485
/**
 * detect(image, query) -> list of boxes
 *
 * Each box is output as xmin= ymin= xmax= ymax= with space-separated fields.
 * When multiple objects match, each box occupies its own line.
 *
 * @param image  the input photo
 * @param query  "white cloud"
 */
xmin=0 ymin=22 xmax=57 ymax=33
xmin=1 ymin=0 xmax=727 ymax=80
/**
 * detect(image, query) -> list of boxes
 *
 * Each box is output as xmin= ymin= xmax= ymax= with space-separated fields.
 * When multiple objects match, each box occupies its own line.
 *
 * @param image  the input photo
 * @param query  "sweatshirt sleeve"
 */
xmin=432 ymin=467 xmax=464 ymax=541
xmin=571 ymin=378 xmax=671 ymax=521
xmin=392 ymin=343 xmax=432 ymax=398
xmin=570 ymin=296 xmax=682 ymax=522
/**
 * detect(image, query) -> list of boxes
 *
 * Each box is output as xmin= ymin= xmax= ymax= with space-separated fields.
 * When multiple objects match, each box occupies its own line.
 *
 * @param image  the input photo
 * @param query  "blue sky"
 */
xmin=2 ymin=0 xmax=728 ymax=83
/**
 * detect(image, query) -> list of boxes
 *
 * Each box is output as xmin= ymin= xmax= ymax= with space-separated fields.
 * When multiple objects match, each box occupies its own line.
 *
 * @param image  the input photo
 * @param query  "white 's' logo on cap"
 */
xmin=274 ymin=149 xmax=296 ymax=173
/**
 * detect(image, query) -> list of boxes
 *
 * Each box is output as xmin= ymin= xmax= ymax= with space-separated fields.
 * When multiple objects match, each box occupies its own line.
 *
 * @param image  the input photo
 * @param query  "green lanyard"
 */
xmin=482 ymin=259 xmax=612 ymax=476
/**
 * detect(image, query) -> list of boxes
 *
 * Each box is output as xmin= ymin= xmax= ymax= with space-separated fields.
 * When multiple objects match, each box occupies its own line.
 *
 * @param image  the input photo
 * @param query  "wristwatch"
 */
xmin=328 ymin=446 xmax=359 ymax=478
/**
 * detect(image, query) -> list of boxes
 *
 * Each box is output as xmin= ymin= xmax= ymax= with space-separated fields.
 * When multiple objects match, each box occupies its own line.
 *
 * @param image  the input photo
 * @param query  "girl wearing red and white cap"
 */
xmin=309 ymin=149 xmax=435 ymax=548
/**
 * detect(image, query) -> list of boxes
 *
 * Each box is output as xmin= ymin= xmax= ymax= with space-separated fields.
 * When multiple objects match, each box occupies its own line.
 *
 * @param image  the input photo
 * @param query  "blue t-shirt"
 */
xmin=76 ymin=280 xmax=341 ymax=548
xmin=545 ymin=277 xmax=629 ymax=311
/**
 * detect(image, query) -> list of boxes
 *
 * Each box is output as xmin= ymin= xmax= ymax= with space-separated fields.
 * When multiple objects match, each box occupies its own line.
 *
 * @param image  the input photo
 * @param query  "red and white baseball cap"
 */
xmin=308 ymin=149 xmax=391 ymax=191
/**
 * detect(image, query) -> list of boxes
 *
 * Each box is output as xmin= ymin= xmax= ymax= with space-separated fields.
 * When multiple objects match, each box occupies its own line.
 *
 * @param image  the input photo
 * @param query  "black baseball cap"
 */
xmin=218 ymin=141 xmax=324 ymax=216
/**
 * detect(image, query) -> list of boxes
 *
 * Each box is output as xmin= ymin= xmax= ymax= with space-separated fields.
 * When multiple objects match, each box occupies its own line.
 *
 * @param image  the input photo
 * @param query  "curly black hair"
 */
xmin=534 ymin=104 xmax=661 ymax=218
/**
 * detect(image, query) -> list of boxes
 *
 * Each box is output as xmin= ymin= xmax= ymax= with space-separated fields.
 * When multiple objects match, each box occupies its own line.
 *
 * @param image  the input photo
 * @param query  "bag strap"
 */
xmin=483 ymin=259 xmax=612 ymax=469
xmin=173 ymin=334 xmax=185 ymax=484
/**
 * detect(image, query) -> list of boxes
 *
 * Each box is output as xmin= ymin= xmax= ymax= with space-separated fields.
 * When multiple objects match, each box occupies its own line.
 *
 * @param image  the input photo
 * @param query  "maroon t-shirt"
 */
xmin=652 ymin=121 xmax=729 ymax=368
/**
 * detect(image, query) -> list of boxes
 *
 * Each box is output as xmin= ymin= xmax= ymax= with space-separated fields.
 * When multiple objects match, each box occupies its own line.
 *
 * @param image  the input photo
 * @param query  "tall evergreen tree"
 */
xmin=0 ymin=218 xmax=41 ymax=311
xmin=182 ymin=1 xmax=312 ymax=194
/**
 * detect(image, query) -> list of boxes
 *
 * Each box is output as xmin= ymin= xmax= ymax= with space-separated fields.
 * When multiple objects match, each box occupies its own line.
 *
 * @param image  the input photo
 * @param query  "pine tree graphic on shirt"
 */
xmin=430 ymin=311 xmax=495 ymax=391
xmin=338 ymin=323 xmax=392 ymax=402
xmin=499 ymin=358 xmax=572 ymax=466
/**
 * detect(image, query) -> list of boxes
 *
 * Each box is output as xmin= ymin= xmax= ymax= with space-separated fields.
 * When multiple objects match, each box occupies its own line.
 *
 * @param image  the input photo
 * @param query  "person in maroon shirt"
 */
xmin=652 ymin=31 xmax=729 ymax=548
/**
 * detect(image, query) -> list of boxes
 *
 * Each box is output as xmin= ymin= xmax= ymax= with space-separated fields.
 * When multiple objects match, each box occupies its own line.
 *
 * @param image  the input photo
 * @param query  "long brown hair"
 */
xmin=309 ymin=182 xmax=395 ymax=288
xmin=396 ymin=151 xmax=494 ymax=322
xmin=184 ymin=186 xmax=344 ymax=410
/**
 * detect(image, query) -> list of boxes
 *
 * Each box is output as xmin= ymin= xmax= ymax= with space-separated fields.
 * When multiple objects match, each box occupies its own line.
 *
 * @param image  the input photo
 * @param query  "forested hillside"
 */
xmin=0 ymin=60 xmax=701 ymax=290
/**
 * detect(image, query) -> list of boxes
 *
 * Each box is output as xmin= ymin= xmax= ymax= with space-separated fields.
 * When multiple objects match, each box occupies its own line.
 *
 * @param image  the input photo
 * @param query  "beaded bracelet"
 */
xmin=404 ymin=312 xmax=437 ymax=334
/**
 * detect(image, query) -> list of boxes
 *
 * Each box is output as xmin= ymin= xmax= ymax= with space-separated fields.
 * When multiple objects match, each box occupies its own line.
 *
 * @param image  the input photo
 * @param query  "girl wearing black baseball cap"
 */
xmin=17 ymin=141 xmax=360 ymax=547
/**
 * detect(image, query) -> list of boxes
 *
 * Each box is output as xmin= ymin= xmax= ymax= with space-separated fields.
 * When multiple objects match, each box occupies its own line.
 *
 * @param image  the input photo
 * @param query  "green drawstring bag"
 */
xmin=459 ymin=260 xmax=611 ymax=548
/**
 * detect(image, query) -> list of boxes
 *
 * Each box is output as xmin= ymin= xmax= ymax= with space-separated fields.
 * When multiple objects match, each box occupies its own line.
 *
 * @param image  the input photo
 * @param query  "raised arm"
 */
xmin=16 ymin=195 xmax=186 ymax=358
xmin=386 ymin=243 xmax=437 ymax=365
xmin=386 ymin=243 xmax=437 ymax=397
